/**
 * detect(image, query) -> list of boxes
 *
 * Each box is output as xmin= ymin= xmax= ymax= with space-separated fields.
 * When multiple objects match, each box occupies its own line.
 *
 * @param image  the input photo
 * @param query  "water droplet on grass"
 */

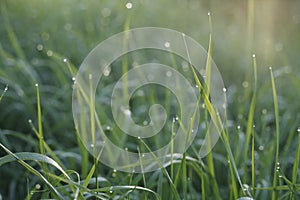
xmin=125 ymin=147 xmax=128 ymax=151
xmin=90 ymin=144 xmax=94 ymax=148
xmin=72 ymin=77 xmax=76 ymax=81
xmin=297 ymin=127 xmax=300 ymax=133
xmin=259 ymin=145 xmax=264 ymax=151
xmin=4 ymin=85 xmax=8 ymax=92
xmin=35 ymin=184 xmax=41 ymax=190
xmin=126 ymin=2 xmax=132 ymax=9
xmin=103 ymin=66 xmax=111 ymax=76
xmin=28 ymin=119 xmax=32 ymax=123
xmin=89 ymin=74 xmax=92 ymax=79
xmin=252 ymin=54 xmax=256 ymax=58
xmin=36 ymin=44 xmax=43 ymax=51
xmin=137 ymin=136 xmax=141 ymax=140
xmin=222 ymin=88 xmax=227 ymax=92
xmin=63 ymin=58 xmax=67 ymax=63
xmin=242 ymin=81 xmax=249 ymax=88
xmin=46 ymin=50 xmax=53 ymax=57
xmin=35 ymin=83 xmax=38 ymax=87
xmin=123 ymin=109 xmax=131 ymax=116
xmin=237 ymin=125 xmax=241 ymax=130
xmin=164 ymin=42 xmax=170 ymax=48
xmin=166 ymin=70 xmax=172 ymax=77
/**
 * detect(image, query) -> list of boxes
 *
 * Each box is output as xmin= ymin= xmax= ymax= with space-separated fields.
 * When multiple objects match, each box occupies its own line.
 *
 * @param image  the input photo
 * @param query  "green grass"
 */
xmin=1 ymin=0 xmax=300 ymax=199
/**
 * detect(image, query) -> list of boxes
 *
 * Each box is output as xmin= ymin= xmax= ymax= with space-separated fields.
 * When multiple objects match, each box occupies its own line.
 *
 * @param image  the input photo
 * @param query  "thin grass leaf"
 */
xmin=0 ymin=84 xmax=8 ymax=102
xmin=270 ymin=67 xmax=280 ymax=200
xmin=243 ymin=54 xmax=257 ymax=168
xmin=0 ymin=143 xmax=65 ymax=199
xmin=140 ymin=139 xmax=181 ymax=200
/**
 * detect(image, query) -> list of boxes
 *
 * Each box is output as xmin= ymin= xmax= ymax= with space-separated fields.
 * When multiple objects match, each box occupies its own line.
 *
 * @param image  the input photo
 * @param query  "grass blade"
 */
xmin=0 ymin=143 xmax=65 ymax=199
xmin=270 ymin=67 xmax=280 ymax=200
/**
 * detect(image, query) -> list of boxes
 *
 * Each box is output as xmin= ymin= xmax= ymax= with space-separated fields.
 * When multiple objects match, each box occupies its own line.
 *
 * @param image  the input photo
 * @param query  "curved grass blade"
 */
xmin=0 ymin=143 xmax=66 ymax=199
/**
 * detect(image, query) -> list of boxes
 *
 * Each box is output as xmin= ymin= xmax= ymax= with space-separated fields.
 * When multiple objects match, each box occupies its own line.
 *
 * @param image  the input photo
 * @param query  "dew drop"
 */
xmin=222 ymin=103 xmax=226 ymax=109
xmin=166 ymin=71 xmax=172 ymax=77
xmin=269 ymin=66 xmax=272 ymax=70
xmin=222 ymin=88 xmax=227 ymax=92
xmin=63 ymin=58 xmax=67 ymax=63
xmin=126 ymin=2 xmax=132 ymax=9
xmin=132 ymin=169 xmax=135 ymax=173
xmin=90 ymin=144 xmax=94 ymax=148
xmin=112 ymin=173 xmax=116 ymax=178
xmin=252 ymin=54 xmax=256 ymax=58
xmin=46 ymin=50 xmax=53 ymax=57
xmin=142 ymin=154 xmax=145 ymax=157
xmin=253 ymin=124 xmax=255 ymax=128
xmin=35 ymin=83 xmax=38 ymax=87
xmin=143 ymin=121 xmax=148 ymax=126
xmin=195 ymin=84 xmax=199 ymax=88
xmin=125 ymin=147 xmax=128 ymax=151
xmin=137 ymin=136 xmax=141 ymax=140
xmin=89 ymin=74 xmax=92 ymax=80
xmin=103 ymin=66 xmax=111 ymax=76
xmin=72 ymin=77 xmax=76 ymax=81
xmin=164 ymin=42 xmax=170 ymax=48
xmin=35 ymin=184 xmax=41 ymax=190
xmin=237 ymin=125 xmax=241 ymax=130
xmin=4 ymin=85 xmax=8 ymax=92
xmin=113 ymin=169 xmax=117 ymax=173
xmin=262 ymin=109 xmax=267 ymax=114
xmin=297 ymin=127 xmax=300 ymax=133
xmin=123 ymin=109 xmax=131 ymax=116
xmin=36 ymin=44 xmax=43 ymax=51
xmin=258 ymin=145 xmax=264 ymax=151
xmin=208 ymin=12 xmax=210 ymax=16
xmin=28 ymin=119 xmax=32 ymax=123
xmin=242 ymin=81 xmax=249 ymax=88
xmin=175 ymin=116 xmax=179 ymax=121
xmin=202 ymin=103 xmax=205 ymax=109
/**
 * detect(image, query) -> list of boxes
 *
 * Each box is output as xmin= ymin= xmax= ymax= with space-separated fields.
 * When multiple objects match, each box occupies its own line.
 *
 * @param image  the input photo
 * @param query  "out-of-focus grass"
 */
xmin=0 ymin=0 xmax=300 ymax=199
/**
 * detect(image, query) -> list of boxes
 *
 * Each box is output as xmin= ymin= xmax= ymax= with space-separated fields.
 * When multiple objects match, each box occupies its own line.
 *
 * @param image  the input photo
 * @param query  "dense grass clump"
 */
xmin=1 ymin=0 xmax=300 ymax=199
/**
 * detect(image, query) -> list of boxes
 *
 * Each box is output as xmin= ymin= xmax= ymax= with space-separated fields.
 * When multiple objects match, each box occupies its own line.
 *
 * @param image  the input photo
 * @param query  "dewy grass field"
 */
xmin=1 ymin=0 xmax=300 ymax=199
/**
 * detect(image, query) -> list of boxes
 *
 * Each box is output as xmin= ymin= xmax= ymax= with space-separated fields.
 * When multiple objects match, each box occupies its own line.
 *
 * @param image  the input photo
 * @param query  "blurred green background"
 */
xmin=0 ymin=0 xmax=300 ymax=199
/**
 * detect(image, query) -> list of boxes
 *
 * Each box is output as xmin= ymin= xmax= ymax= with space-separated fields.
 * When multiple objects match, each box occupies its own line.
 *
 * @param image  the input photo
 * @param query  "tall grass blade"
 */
xmin=291 ymin=130 xmax=300 ymax=199
xmin=270 ymin=67 xmax=280 ymax=200
xmin=243 ymin=54 xmax=257 ymax=168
